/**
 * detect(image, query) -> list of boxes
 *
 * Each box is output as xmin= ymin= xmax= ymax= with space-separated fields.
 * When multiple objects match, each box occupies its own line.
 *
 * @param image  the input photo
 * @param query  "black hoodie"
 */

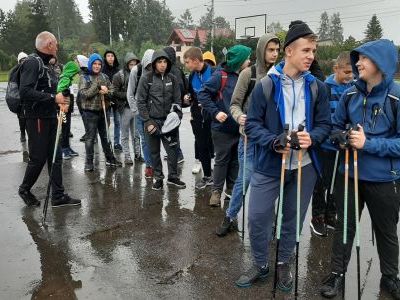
xmin=163 ymin=46 xmax=188 ymax=102
xmin=102 ymin=50 xmax=120 ymax=81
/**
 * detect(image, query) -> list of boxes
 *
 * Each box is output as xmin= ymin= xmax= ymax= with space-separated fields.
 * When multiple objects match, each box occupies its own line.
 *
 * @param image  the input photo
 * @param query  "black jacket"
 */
xmin=19 ymin=51 xmax=58 ymax=119
xmin=102 ymin=50 xmax=120 ymax=81
xmin=163 ymin=46 xmax=188 ymax=103
xmin=137 ymin=50 xmax=181 ymax=122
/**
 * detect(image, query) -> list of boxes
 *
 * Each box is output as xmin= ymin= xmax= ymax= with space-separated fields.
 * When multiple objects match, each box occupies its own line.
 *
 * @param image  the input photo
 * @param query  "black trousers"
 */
xmin=20 ymin=118 xmax=64 ymax=199
xmin=18 ymin=113 xmax=26 ymax=136
xmin=190 ymin=119 xmax=214 ymax=177
xmin=312 ymin=149 xmax=337 ymax=218
xmin=61 ymin=111 xmax=71 ymax=149
xmin=331 ymin=173 xmax=400 ymax=276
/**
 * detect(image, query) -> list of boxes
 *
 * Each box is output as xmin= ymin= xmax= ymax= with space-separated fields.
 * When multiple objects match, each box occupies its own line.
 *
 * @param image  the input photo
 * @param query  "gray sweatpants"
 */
xmin=120 ymin=107 xmax=140 ymax=159
xmin=249 ymin=164 xmax=317 ymax=267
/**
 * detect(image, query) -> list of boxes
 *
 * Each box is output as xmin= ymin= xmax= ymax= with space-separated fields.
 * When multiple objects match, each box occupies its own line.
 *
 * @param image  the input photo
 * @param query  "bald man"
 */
xmin=18 ymin=31 xmax=81 ymax=208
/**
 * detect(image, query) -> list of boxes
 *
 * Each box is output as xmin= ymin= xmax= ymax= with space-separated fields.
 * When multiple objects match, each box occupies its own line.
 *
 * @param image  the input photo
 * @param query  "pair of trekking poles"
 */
xmin=42 ymin=95 xmax=112 ymax=225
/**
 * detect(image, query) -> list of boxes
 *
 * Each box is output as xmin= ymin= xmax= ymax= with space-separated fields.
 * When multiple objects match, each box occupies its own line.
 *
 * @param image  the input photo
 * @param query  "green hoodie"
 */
xmin=56 ymin=61 xmax=80 ymax=93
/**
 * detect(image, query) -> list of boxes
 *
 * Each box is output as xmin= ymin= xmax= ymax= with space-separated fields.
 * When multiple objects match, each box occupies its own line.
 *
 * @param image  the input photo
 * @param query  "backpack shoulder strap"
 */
xmin=387 ymin=83 xmax=400 ymax=129
xmin=218 ymin=70 xmax=228 ymax=100
xmin=146 ymin=71 xmax=153 ymax=85
xmin=310 ymin=80 xmax=319 ymax=103
xmin=243 ymin=65 xmax=257 ymax=101
xmin=260 ymin=74 xmax=273 ymax=102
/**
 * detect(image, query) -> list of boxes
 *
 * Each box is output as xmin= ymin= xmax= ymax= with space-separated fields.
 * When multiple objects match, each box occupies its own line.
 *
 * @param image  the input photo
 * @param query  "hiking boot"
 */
xmin=195 ymin=176 xmax=213 ymax=189
xmin=152 ymin=179 xmax=163 ymax=191
xmin=277 ymin=262 xmax=293 ymax=292
xmin=106 ymin=157 xmax=122 ymax=167
xmin=167 ymin=178 xmax=186 ymax=189
xmin=84 ymin=160 xmax=94 ymax=172
xmin=18 ymin=187 xmax=40 ymax=207
xmin=20 ymin=133 xmax=26 ymax=142
xmin=114 ymin=144 xmax=123 ymax=151
xmin=325 ymin=215 xmax=337 ymax=230
xmin=145 ymin=167 xmax=154 ymax=178
xmin=310 ymin=216 xmax=327 ymax=237
xmin=62 ymin=148 xmax=72 ymax=160
xmin=192 ymin=159 xmax=202 ymax=174
xmin=236 ymin=265 xmax=269 ymax=288
xmin=320 ymin=272 xmax=344 ymax=298
xmin=381 ymin=275 xmax=400 ymax=300
xmin=68 ymin=147 xmax=79 ymax=157
xmin=134 ymin=155 xmax=145 ymax=163
xmin=125 ymin=157 xmax=134 ymax=165
xmin=209 ymin=190 xmax=221 ymax=207
xmin=216 ymin=216 xmax=238 ymax=237
xmin=52 ymin=194 xmax=81 ymax=208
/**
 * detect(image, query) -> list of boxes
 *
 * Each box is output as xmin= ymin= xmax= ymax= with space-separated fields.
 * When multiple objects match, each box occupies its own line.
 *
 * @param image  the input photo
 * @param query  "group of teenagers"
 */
xmin=14 ymin=17 xmax=400 ymax=299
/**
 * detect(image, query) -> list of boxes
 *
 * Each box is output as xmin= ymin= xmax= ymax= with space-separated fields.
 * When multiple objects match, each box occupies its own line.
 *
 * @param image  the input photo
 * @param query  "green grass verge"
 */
xmin=0 ymin=71 xmax=9 ymax=82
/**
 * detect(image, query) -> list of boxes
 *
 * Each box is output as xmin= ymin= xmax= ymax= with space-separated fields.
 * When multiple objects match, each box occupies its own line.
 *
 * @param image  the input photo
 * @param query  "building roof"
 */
xmin=167 ymin=28 xmax=233 ymax=46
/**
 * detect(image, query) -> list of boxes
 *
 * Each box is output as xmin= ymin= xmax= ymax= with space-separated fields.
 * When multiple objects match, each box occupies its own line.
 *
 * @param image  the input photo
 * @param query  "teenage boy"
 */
xmin=136 ymin=50 xmax=186 ymax=190
xmin=198 ymin=45 xmax=252 ymax=206
xmin=183 ymin=47 xmax=215 ymax=189
xmin=78 ymin=53 xmax=122 ymax=171
xmin=236 ymin=21 xmax=331 ymax=290
xmin=310 ymin=51 xmax=354 ymax=236
xmin=320 ymin=39 xmax=400 ymax=300
xmin=216 ymin=34 xmax=280 ymax=236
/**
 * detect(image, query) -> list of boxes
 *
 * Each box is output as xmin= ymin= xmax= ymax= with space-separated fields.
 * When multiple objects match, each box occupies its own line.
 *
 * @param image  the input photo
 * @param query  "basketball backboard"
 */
xmin=235 ymin=14 xmax=267 ymax=40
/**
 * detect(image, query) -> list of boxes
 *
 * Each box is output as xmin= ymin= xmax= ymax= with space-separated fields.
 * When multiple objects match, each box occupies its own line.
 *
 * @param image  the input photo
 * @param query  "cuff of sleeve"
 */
xmin=363 ymin=138 xmax=374 ymax=153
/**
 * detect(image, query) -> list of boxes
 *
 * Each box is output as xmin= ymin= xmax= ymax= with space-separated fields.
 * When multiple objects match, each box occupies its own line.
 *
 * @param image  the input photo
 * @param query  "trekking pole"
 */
xmin=272 ymin=124 xmax=289 ymax=299
xmin=329 ymin=150 xmax=340 ymax=199
xmin=342 ymin=143 xmax=350 ymax=300
xmin=42 ymin=108 xmax=65 ymax=225
xmin=101 ymin=94 xmax=114 ymax=153
xmin=353 ymin=147 xmax=361 ymax=300
xmin=295 ymin=125 xmax=304 ymax=300
xmin=241 ymin=134 xmax=247 ymax=239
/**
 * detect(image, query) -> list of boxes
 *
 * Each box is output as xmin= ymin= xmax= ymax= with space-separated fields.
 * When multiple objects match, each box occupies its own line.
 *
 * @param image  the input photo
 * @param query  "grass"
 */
xmin=0 ymin=71 xmax=8 ymax=82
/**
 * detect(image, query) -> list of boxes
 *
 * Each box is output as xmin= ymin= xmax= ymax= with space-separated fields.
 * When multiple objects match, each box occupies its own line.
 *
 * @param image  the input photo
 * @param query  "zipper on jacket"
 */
xmin=371 ymin=105 xmax=380 ymax=130
xmin=362 ymin=97 xmax=367 ymax=125
xmin=288 ymin=79 xmax=296 ymax=171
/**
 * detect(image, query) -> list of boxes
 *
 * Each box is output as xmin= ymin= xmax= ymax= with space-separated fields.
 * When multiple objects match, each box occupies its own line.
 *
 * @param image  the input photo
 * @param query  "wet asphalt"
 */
xmin=0 ymin=83 xmax=396 ymax=299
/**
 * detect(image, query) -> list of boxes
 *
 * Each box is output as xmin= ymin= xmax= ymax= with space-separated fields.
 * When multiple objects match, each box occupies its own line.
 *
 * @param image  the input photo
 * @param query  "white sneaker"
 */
xmin=192 ymin=160 xmax=202 ymax=174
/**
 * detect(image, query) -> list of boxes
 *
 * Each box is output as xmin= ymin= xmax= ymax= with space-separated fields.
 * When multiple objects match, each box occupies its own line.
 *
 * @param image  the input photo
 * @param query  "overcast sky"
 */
xmin=2 ymin=0 xmax=399 ymax=44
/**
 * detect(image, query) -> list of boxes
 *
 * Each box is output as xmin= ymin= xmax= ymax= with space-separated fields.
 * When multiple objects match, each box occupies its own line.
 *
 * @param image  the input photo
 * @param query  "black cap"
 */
xmin=284 ymin=20 xmax=314 ymax=50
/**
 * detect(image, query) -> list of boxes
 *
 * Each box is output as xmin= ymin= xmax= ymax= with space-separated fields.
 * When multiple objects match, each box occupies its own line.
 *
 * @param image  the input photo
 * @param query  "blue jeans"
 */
xmin=111 ymin=107 xmax=121 ymax=145
xmin=226 ymin=136 xmax=254 ymax=219
xmin=136 ymin=116 xmax=152 ymax=167
xmin=248 ymin=164 xmax=317 ymax=267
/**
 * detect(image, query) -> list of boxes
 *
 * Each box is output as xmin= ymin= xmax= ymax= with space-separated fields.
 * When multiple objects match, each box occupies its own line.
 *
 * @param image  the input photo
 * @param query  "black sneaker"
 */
xmin=277 ymin=262 xmax=293 ymax=292
xmin=320 ymin=272 xmax=344 ymax=298
xmin=167 ymin=178 xmax=186 ymax=189
xmin=216 ymin=216 xmax=238 ymax=237
xmin=325 ymin=215 xmax=337 ymax=230
xmin=84 ymin=161 xmax=94 ymax=172
xmin=236 ymin=265 xmax=269 ymax=288
xmin=68 ymin=147 xmax=79 ymax=157
xmin=195 ymin=176 xmax=213 ymax=189
xmin=134 ymin=155 xmax=145 ymax=163
xmin=80 ymin=134 xmax=86 ymax=142
xmin=310 ymin=216 xmax=327 ymax=237
xmin=106 ymin=157 xmax=122 ymax=167
xmin=381 ymin=275 xmax=400 ymax=300
xmin=114 ymin=144 xmax=122 ymax=151
xmin=152 ymin=179 xmax=163 ymax=190
xmin=52 ymin=194 xmax=81 ymax=208
xmin=18 ymin=187 xmax=40 ymax=207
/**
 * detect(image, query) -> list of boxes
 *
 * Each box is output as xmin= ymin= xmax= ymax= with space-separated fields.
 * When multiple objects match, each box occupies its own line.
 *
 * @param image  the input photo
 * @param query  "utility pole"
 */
xmin=109 ymin=16 xmax=112 ymax=47
xmin=210 ymin=0 xmax=215 ymax=52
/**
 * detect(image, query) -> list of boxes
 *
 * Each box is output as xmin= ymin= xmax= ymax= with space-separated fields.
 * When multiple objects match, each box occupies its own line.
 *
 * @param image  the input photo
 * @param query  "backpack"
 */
xmin=6 ymin=54 xmax=44 ymax=114
xmin=133 ymin=64 xmax=143 ymax=96
xmin=217 ymin=70 xmax=228 ymax=100
xmin=243 ymin=65 xmax=257 ymax=102
xmin=344 ymin=84 xmax=399 ymax=130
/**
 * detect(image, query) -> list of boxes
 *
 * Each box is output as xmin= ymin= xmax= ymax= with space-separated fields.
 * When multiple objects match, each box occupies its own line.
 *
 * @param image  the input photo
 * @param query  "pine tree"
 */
xmin=193 ymin=29 xmax=201 ymax=47
xmin=364 ymin=14 xmax=383 ymax=42
xmin=330 ymin=13 xmax=343 ymax=44
xmin=318 ymin=11 xmax=330 ymax=40
xmin=178 ymin=9 xmax=194 ymax=29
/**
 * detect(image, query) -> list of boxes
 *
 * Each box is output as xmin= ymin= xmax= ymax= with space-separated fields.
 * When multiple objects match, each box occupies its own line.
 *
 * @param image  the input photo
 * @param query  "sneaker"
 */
xmin=216 ymin=216 xmax=238 ymax=237
xmin=145 ymin=167 xmax=154 ymax=178
xmin=68 ymin=147 xmax=79 ymax=157
xmin=310 ymin=216 xmax=327 ymax=237
xmin=84 ymin=161 xmax=94 ymax=172
xmin=236 ymin=265 xmax=269 ymax=288
xmin=114 ymin=144 xmax=123 ymax=151
xmin=195 ymin=176 xmax=213 ymax=189
xmin=167 ymin=178 xmax=186 ymax=189
xmin=62 ymin=148 xmax=72 ymax=160
xmin=192 ymin=160 xmax=202 ymax=174
xmin=325 ymin=215 xmax=337 ymax=230
xmin=125 ymin=157 xmax=134 ymax=165
xmin=209 ymin=190 xmax=221 ymax=207
xmin=18 ymin=187 xmax=40 ymax=207
xmin=106 ymin=157 xmax=122 ymax=167
xmin=134 ymin=155 xmax=145 ymax=163
xmin=52 ymin=194 xmax=81 ymax=208
xmin=320 ymin=272 xmax=344 ymax=298
xmin=80 ymin=134 xmax=86 ymax=142
xmin=20 ymin=133 xmax=26 ymax=142
xmin=177 ymin=154 xmax=185 ymax=164
xmin=381 ymin=275 xmax=400 ymax=300
xmin=277 ymin=262 xmax=293 ymax=292
xmin=152 ymin=179 xmax=163 ymax=190
xmin=224 ymin=188 xmax=232 ymax=199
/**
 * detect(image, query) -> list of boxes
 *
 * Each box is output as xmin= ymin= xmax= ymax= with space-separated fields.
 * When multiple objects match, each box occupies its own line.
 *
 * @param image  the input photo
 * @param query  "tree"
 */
xmin=343 ymin=35 xmax=360 ymax=50
xmin=267 ymin=22 xmax=284 ymax=34
xmin=364 ymin=14 xmax=383 ymax=42
xmin=178 ymin=9 xmax=194 ymax=29
xmin=318 ymin=11 xmax=330 ymax=40
xmin=199 ymin=8 xmax=230 ymax=30
xmin=214 ymin=16 xmax=230 ymax=29
xmin=330 ymin=13 xmax=343 ymax=44
xmin=193 ymin=29 xmax=201 ymax=47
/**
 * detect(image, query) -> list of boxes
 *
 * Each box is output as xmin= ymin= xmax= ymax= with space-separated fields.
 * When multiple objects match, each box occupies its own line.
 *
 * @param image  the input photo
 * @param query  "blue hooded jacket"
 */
xmin=332 ymin=39 xmax=400 ymax=182
xmin=88 ymin=53 xmax=103 ymax=74
xmin=245 ymin=61 xmax=331 ymax=178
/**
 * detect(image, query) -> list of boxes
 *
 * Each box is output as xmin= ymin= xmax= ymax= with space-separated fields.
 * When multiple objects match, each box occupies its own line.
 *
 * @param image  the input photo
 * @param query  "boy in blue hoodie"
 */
xmin=320 ymin=39 xmax=400 ymax=300
xmin=310 ymin=52 xmax=354 ymax=237
xmin=236 ymin=21 xmax=331 ymax=290
xmin=198 ymin=44 xmax=251 ymax=206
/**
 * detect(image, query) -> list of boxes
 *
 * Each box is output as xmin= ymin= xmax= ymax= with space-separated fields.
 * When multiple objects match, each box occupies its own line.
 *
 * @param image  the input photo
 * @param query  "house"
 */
xmin=166 ymin=28 xmax=233 ymax=63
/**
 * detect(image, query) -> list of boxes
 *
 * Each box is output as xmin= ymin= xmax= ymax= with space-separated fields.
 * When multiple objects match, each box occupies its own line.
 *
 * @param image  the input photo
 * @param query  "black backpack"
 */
xmin=133 ymin=64 xmax=143 ymax=96
xmin=6 ymin=54 xmax=44 ymax=114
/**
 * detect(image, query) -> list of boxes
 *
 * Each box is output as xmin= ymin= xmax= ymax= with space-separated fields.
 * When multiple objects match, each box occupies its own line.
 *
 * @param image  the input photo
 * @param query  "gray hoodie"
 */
xmin=127 ymin=49 xmax=155 ymax=114
xmin=230 ymin=33 xmax=279 ymax=134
